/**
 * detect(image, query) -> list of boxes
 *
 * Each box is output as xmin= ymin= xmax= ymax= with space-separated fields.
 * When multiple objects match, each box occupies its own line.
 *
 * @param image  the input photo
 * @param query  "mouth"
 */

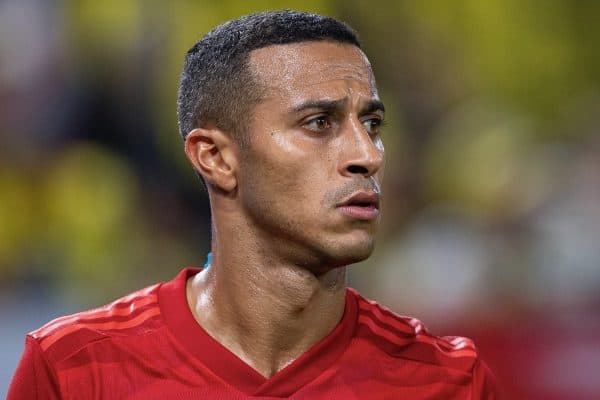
xmin=337 ymin=191 xmax=380 ymax=220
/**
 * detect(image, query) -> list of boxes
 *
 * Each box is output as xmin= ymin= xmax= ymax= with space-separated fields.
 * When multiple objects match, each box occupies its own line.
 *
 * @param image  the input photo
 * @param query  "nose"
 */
xmin=339 ymin=118 xmax=384 ymax=178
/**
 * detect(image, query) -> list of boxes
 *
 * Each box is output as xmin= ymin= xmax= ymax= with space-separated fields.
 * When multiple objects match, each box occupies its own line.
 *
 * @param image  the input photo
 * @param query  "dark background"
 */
xmin=2 ymin=1 xmax=600 ymax=398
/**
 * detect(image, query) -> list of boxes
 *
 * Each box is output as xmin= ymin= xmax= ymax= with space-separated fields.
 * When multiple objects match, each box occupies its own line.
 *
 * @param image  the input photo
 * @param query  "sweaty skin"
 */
xmin=185 ymin=41 xmax=385 ymax=378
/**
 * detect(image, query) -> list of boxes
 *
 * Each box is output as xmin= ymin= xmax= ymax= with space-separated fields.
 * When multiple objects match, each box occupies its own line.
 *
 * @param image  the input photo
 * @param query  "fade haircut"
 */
xmin=177 ymin=10 xmax=361 ymax=143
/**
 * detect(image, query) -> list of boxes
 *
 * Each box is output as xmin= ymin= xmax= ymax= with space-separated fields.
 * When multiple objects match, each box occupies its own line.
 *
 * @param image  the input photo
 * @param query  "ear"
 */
xmin=184 ymin=127 xmax=238 ymax=192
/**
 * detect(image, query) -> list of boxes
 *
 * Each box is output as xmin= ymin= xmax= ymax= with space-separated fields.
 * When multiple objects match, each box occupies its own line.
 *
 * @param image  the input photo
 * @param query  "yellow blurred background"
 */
xmin=1 ymin=1 xmax=599 ymax=398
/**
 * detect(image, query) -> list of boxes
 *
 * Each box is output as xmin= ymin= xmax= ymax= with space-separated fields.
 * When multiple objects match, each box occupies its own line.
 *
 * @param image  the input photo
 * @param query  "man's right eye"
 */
xmin=303 ymin=116 xmax=331 ymax=132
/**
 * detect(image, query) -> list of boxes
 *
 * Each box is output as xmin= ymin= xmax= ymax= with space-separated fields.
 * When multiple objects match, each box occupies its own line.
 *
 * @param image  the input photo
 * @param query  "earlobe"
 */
xmin=184 ymin=128 xmax=238 ymax=192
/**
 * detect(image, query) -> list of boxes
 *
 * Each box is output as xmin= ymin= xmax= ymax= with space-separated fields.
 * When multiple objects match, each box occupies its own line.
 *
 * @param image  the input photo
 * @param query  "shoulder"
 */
xmin=349 ymin=288 xmax=480 ymax=373
xmin=29 ymin=283 xmax=163 ymax=364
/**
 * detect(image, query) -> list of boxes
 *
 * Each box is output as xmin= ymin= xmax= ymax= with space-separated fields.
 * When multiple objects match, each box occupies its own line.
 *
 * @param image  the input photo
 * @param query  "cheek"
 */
xmin=240 ymin=151 xmax=305 ymax=210
xmin=256 ymin=132 xmax=332 ymax=189
xmin=242 ymin=128 xmax=338 ymax=213
xmin=375 ymin=136 xmax=385 ymax=153
xmin=377 ymin=140 xmax=386 ymax=176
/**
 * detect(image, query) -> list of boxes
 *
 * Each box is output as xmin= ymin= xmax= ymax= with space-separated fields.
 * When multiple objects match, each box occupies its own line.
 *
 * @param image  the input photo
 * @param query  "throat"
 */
xmin=186 ymin=264 xmax=347 ymax=378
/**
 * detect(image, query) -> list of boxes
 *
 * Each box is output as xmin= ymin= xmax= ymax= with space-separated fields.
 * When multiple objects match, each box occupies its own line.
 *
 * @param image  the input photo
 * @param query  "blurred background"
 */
xmin=1 ymin=1 xmax=599 ymax=398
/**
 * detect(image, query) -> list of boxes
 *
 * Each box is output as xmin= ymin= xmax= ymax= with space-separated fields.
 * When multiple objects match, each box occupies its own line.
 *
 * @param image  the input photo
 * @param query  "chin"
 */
xmin=325 ymin=238 xmax=376 ymax=268
xmin=301 ymin=239 xmax=374 ymax=276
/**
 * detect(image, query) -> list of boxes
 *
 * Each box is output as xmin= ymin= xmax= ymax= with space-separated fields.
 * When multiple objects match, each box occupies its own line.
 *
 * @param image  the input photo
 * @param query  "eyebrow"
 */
xmin=292 ymin=98 xmax=385 ymax=115
xmin=363 ymin=99 xmax=385 ymax=114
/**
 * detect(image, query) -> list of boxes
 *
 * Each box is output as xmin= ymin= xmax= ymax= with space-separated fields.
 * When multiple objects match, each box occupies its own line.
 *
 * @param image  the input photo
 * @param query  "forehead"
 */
xmin=248 ymin=41 xmax=378 ymax=101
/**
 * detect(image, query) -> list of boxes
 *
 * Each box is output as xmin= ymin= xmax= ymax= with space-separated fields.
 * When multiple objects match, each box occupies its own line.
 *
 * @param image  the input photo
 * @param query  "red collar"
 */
xmin=159 ymin=268 xmax=358 ymax=397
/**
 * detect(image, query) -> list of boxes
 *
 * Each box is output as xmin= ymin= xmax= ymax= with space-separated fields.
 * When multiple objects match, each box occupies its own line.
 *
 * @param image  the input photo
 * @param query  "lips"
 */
xmin=337 ymin=191 xmax=380 ymax=220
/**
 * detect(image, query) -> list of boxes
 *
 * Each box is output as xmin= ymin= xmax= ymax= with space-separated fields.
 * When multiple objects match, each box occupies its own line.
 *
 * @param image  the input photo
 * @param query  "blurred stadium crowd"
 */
xmin=1 ymin=1 xmax=599 ymax=399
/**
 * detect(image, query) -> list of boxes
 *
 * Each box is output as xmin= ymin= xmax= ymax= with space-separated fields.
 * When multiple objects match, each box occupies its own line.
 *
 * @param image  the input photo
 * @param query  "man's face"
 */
xmin=237 ymin=41 xmax=385 ymax=271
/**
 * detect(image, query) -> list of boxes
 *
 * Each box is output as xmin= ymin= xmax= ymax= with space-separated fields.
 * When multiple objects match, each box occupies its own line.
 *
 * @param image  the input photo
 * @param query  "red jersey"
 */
xmin=8 ymin=268 xmax=497 ymax=399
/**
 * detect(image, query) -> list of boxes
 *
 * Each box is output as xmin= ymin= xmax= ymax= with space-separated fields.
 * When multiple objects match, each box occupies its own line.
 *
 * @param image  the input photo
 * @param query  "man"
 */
xmin=9 ymin=10 xmax=497 ymax=399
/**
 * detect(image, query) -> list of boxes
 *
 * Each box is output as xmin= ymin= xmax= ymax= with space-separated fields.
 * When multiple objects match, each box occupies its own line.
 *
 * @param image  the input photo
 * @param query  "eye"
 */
xmin=303 ymin=115 xmax=331 ymax=133
xmin=362 ymin=117 xmax=383 ymax=136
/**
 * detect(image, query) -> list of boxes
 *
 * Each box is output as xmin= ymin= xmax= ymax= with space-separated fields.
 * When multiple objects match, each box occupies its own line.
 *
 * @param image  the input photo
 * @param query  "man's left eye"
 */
xmin=362 ymin=118 xmax=382 ymax=135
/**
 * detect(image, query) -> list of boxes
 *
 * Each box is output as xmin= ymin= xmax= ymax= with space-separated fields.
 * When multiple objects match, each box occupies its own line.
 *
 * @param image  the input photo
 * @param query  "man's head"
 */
xmin=177 ymin=10 xmax=360 ymax=143
xmin=181 ymin=11 xmax=385 ymax=272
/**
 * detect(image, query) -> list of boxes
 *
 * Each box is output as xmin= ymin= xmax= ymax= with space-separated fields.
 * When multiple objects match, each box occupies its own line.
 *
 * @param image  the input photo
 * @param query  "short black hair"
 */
xmin=177 ymin=10 xmax=361 ymax=142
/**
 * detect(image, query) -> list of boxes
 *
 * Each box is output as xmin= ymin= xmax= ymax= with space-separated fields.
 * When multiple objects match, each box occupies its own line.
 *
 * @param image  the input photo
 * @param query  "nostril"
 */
xmin=347 ymin=165 xmax=369 ymax=174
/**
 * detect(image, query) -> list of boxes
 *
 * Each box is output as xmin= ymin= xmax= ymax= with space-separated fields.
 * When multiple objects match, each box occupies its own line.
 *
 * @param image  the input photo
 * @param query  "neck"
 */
xmin=187 ymin=237 xmax=347 ymax=378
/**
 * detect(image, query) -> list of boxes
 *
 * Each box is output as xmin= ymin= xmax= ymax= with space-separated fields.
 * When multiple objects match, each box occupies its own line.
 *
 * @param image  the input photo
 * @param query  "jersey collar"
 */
xmin=159 ymin=267 xmax=358 ymax=397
